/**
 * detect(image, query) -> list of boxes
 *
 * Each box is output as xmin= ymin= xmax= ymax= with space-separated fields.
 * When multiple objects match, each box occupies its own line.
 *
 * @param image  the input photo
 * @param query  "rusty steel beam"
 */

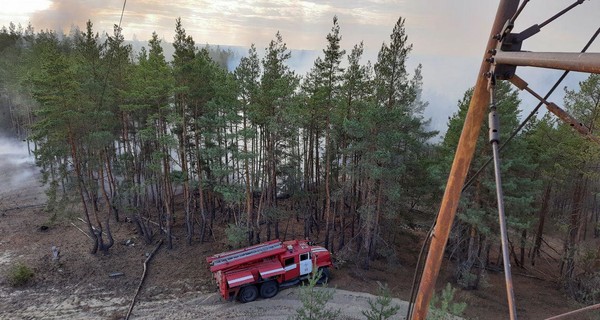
xmin=495 ymin=51 xmax=600 ymax=74
xmin=509 ymin=74 xmax=600 ymax=145
xmin=410 ymin=1 xmax=519 ymax=319
xmin=545 ymin=303 xmax=600 ymax=320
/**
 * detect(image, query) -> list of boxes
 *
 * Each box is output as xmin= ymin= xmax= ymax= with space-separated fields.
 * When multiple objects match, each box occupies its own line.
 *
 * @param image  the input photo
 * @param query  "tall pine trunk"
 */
xmin=324 ymin=114 xmax=332 ymax=250
xmin=532 ymin=183 xmax=552 ymax=265
xmin=68 ymin=130 xmax=97 ymax=254
xmin=562 ymin=174 xmax=587 ymax=289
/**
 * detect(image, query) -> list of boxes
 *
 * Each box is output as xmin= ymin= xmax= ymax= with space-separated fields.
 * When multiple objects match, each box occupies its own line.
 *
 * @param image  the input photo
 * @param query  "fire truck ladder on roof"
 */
xmin=210 ymin=242 xmax=283 ymax=267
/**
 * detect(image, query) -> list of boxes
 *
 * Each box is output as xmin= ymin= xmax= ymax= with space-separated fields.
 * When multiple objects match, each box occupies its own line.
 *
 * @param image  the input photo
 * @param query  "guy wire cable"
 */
xmin=99 ymin=0 xmax=128 ymax=108
xmin=462 ymin=25 xmax=600 ymax=193
xmin=406 ymin=5 xmax=533 ymax=316
xmin=406 ymin=22 xmax=600 ymax=320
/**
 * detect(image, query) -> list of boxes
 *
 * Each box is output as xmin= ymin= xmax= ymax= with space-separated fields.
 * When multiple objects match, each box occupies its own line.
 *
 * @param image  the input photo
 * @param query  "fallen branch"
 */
xmin=1 ymin=203 xmax=45 ymax=213
xmin=125 ymin=239 xmax=163 ymax=320
xmin=77 ymin=218 xmax=108 ymax=236
xmin=481 ymin=265 xmax=545 ymax=280
xmin=70 ymin=222 xmax=92 ymax=240
xmin=525 ymin=263 xmax=561 ymax=280
xmin=539 ymin=246 xmax=560 ymax=262
xmin=540 ymin=237 xmax=561 ymax=256
xmin=511 ymin=271 xmax=545 ymax=281
xmin=144 ymin=217 xmax=168 ymax=234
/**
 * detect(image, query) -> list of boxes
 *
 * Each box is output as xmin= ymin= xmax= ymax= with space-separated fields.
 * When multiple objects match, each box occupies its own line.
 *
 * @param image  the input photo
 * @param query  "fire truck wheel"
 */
xmin=238 ymin=285 xmax=258 ymax=303
xmin=259 ymin=280 xmax=279 ymax=299
xmin=317 ymin=267 xmax=330 ymax=284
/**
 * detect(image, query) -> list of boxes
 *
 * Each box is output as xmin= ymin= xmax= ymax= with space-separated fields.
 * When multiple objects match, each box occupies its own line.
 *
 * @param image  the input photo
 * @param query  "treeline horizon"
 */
xmin=1 ymin=17 xmax=599 ymax=304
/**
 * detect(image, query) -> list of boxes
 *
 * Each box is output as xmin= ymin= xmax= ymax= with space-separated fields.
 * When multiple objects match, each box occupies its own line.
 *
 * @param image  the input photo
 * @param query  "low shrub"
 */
xmin=7 ymin=262 xmax=34 ymax=287
xmin=225 ymin=223 xmax=247 ymax=249
xmin=429 ymin=283 xmax=467 ymax=320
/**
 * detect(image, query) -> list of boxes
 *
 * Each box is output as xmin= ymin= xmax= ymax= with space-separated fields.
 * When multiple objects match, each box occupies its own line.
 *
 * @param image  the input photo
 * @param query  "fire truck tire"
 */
xmin=238 ymin=285 xmax=258 ymax=303
xmin=259 ymin=280 xmax=279 ymax=299
xmin=317 ymin=267 xmax=330 ymax=284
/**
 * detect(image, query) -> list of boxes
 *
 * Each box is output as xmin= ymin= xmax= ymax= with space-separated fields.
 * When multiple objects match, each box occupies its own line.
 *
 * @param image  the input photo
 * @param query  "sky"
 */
xmin=2 ymin=0 xmax=600 ymax=136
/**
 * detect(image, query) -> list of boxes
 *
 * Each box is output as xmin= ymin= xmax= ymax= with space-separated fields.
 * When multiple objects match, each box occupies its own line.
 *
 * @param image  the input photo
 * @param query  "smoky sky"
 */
xmin=29 ymin=0 xmax=110 ymax=34
xmin=3 ymin=0 xmax=600 ymax=137
xmin=23 ymin=0 xmax=415 ymax=51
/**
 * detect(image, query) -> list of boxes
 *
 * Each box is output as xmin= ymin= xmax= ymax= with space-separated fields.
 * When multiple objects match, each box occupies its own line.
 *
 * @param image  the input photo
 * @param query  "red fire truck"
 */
xmin=206 ymin=239 xmax=333 ymax=302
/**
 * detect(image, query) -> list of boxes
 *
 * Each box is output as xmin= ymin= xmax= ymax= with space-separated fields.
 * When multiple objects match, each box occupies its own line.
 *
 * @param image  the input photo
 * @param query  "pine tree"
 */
xmin=0 ymin=22 xmax=36 ymax=139
xmin=522 ymin=114 xmax=559 ymax=266
xmin=558 ymin=74 xmax=600 ymax=292
xmin=123 ymin=31 xmax=174 ymax=247
xmin=429 ymin=283 xmax=467 ymax=319
xmin=361 ymin=284 xmax=401 ymax=320
xmin=76 ymin=22 xmax=129 ymax=253
xmin=337 ymin=42 xmax=373 ymax=249
xmin=442 ymin=81 xmax=539 ymax=288
xmin=256 ymin=31 xmax=299 ymax=241
xmin=30 ymin=24 xmax=122 ymax=253
xmin=172 ymin=17 xmax=196 ymax=245
xmin=293 ymin=268 xmax=340 ymax=320
xmin=189 ymin=46 xmax=239 ymax=242
xmin=298 ymin=16 xmax=347 ymax=250
xmin=347 ymin=17 xmax=436 ymax=268
xmin=234 ymin=44 xmax=261 ymax=245
xmin=319 ymin=16 xmax=345 ymax=251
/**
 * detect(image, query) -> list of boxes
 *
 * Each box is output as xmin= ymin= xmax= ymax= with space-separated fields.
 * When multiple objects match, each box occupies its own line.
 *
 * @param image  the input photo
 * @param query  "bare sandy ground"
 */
xmin=0 ymin=138 xmax=411 ymax=320
xmin=0 ymin=285 xmax=410 ymax=320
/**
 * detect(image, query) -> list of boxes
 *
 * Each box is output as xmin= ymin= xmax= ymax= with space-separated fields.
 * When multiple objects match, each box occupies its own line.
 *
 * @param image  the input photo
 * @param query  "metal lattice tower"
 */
xmin=411 ymin=1 xmax=600 ymax=319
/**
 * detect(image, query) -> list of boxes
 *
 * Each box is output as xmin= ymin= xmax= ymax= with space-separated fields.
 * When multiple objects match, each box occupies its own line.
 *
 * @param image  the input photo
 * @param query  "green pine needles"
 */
xmin=429 ymin=283 xmax=467 ymax=320
xmin=362 ymin=283 xmax=401 ymax=320
xmin=7 ymin=262 xmax=34 ymax=287
xmin=292 ymin=267 xmax=340 ymax=320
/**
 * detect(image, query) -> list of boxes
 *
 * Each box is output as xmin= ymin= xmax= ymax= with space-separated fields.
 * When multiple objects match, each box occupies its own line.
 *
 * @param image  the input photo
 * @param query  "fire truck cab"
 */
xmin=206 ymin=239 xmax=333 ymax=303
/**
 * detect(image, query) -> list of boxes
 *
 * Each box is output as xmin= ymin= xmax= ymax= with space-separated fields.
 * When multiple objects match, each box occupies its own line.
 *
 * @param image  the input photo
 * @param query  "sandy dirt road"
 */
xmin=0 ymin=285 xmax=410 ymax=320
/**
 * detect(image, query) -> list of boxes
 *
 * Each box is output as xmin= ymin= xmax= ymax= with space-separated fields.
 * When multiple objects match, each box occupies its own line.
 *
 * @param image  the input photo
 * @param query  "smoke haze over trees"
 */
xmin=1 ymin=16 xmax=600 ymax=304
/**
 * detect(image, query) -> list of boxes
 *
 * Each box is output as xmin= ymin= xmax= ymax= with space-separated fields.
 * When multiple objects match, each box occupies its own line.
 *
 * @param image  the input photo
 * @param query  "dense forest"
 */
xmin=1 ymin=17 xmax=599 ymax=305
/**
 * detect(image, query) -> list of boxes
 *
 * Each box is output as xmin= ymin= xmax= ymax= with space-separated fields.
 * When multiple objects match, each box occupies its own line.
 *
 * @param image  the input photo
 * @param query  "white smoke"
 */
xmin=0 ymin=136 xmax=40 ymax=199
xmin=30 ymin=0 xmax=97 ymax=36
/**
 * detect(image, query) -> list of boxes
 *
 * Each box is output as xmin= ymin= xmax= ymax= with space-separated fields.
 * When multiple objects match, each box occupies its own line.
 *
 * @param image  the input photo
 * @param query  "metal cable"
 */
xmin=510 ymin=0 xmax=530 ymax=24
xmin=118 ymin=0 xmax=128 ymax=28
xmin=407 ymin=22 xmax=600 ymax=320
xmin=488 ymin=78 xmax=518 ymax=320
xmin=462 ymin=25 xmax=600 ymax=192
xmin=538 ymin=0 xmax=585 ymax=29
xmin=405 ymin=222 xmax=435 ymax=319
xmin=99 ymin=0 xmax=128 ymax=108
xmin=516 ymin=0 xmax=586 ymax=42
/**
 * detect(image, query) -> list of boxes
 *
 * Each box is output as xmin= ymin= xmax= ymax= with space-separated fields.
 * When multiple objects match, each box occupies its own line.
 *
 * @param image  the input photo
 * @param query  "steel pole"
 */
xmin=491 ymin=140 xmax=518 ymax=320
xmin=411 ymin=1 xmax=519 ymax=319
xmin=495 ymin=52 xmax=600 ymax=74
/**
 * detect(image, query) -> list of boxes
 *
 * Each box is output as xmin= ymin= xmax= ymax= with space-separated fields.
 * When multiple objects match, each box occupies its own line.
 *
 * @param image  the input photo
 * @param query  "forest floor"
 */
xmin=0 ymin=151 xmax=596 ymax=320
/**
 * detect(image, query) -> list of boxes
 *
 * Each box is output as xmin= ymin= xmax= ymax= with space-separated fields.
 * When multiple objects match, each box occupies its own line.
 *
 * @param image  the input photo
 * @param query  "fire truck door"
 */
xmin=299 ymin=252 xmax=312 ymax=276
